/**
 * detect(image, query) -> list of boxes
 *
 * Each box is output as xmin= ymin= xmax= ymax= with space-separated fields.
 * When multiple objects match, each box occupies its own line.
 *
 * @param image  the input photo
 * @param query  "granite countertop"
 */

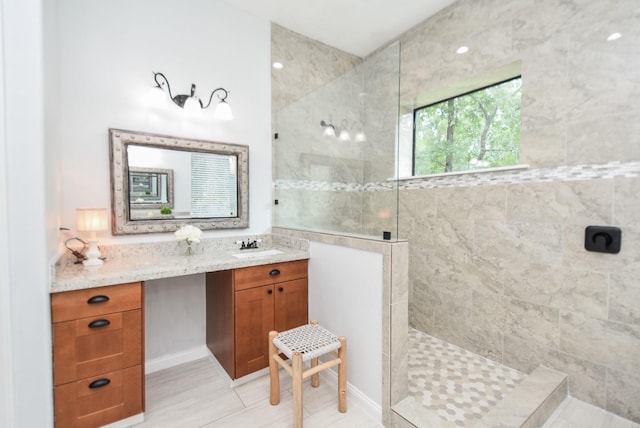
xmin=51 ymin=234 xmax=310 ymax=293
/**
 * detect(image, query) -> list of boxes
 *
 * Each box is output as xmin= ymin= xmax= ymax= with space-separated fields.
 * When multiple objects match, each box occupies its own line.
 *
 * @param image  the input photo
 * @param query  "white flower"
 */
xmin=174 ymin=225 xmax=203 ymax=243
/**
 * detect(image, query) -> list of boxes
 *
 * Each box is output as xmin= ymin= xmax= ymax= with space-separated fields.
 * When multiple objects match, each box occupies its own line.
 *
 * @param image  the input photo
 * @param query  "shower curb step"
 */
xmin=476 ymin=365 xmax=567 ymax=428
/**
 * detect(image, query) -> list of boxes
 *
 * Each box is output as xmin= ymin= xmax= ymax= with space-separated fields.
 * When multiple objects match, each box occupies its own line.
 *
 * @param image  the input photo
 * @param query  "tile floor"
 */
xmin=132 ymin=357 xmax=383 ymax=428
xmin=408 ymin=328 xmax=526 ymax=427
xmin=132 ymin=352 xmax=640 ymax=428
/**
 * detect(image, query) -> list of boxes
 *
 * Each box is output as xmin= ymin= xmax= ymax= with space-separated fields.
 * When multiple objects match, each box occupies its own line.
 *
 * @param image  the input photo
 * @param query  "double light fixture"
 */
xmin=320 ymin=120 xmax=367 ymax=142
xmin=152 ymin=72 xmax=233 ymax=120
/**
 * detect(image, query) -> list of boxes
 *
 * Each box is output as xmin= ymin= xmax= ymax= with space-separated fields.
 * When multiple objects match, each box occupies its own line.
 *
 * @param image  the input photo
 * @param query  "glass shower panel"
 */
xmin=273 ymin=43 xmax=400 ymax=240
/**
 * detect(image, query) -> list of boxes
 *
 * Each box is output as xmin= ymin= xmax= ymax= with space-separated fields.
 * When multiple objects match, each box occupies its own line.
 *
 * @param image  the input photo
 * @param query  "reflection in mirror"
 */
xmin=109 ymin=129 xmax=249 ymax=235
xmin=129 ymin=167 xmax=174 ymax=211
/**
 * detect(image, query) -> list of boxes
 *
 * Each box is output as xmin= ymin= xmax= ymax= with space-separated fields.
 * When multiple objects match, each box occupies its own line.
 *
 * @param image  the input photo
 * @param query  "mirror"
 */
xmin=109 ymin=129 xmax=249 ymax=235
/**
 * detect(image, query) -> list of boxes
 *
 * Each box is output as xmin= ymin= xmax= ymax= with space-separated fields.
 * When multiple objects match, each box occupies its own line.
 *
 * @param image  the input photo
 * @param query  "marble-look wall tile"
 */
xmin=475 ymin=220 xmax=564 ymax=266
xmin=567 ymin=114 xmax=640 ymax=165
xmin=505 ymin=298 xmax=560 ymax=350
xmin=519 ymin=124 xmax=567 ymax=168
xmin=609 ymin=261 xmax=640 ymax=326
xmin=559 ymin=311 xmax=610 ymax=368
xmin=560 ymin=311 xmax=640 ymax=376
xmin=271 ymin=24 xmax=361 ymax=113
xmin=507 ymin=180 xmax=613 ymax=225
xmin=606 ymin=368 xmax=640 ymax=423
xmin=614 ymin=177 xmax=640 ymax=228
xmin=503 ymin=335 xmax=552 ymax=373
xmin=428 ymin=281 xmax=474 ymax=348
xmin=468 ymin=289 xmax=506 ymax=361
xmin=547 ymin=349 xmax=607 ymax=408
xmin=504 ymin=264 xmax=608 ymax=319
xmin=436 ymin=185 xmax=507 ymax=221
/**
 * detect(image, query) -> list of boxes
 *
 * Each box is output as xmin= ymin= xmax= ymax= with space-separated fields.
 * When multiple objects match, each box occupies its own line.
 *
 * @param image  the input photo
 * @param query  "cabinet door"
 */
xmin=274 ymin=278 xmax=308 ymax=332
xmin=234 ymin=285 xmax=274 ymax=378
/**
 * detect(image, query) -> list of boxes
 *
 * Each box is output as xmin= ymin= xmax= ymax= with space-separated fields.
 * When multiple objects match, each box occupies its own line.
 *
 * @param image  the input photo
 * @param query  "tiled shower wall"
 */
xmin=396 ymin=0 xmax=640 ymax=423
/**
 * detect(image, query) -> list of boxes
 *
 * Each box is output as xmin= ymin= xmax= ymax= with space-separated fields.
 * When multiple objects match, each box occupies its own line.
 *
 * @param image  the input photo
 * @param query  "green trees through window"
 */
xmin=413 ymin=76 xmax=522 ymax=175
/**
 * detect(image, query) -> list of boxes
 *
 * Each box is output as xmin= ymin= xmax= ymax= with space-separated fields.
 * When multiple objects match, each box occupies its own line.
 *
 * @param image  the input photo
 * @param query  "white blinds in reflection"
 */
xmin=190 ymin=153 xmax=238 ymax=217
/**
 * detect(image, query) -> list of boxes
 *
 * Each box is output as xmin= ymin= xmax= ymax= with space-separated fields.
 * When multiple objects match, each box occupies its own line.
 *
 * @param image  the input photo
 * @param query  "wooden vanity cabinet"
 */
xmin=206 ymin=259 xmax=308 ymax=379
xmin=51 ymin=282 xmax=144 ymax=428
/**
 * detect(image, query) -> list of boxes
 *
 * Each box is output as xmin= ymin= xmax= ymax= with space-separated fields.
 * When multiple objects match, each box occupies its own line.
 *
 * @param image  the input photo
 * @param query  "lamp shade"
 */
xmin=214 ymin=100 xmax=234 ymax=121
xmin=77 ymin=208 xmax=108 ymax=232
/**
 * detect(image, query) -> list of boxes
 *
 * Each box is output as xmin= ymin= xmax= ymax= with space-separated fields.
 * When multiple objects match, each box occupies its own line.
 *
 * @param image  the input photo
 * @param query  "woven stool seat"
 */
xmin=269 ymin=320 xmax=347 ymax=428
xmin=272 ymin=324 xmax=341 ymax=362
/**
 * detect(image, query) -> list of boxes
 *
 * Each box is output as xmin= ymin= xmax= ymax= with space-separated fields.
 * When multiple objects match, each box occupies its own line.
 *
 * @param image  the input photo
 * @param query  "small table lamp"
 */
xmin=76 ymin=208 xmax=108 ymax=267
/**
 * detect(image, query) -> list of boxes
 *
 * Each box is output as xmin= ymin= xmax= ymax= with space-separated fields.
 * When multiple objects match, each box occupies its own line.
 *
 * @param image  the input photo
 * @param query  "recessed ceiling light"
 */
xmin=607 ymin=32 xmax=622 ymax=42
xmin=456 ymin=46 xmax=469 ymax=54
xmin=272 ymin=62 xmax=284 ymax=69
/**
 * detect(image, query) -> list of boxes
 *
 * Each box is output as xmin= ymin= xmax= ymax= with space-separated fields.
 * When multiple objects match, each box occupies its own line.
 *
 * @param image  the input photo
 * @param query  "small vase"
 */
xmin=185 ymin=238 xmax=193 ymax=256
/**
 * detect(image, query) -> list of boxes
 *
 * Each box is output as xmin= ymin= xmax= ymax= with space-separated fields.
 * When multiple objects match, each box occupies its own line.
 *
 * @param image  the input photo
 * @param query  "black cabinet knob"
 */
xmin=267 ymin=289 xmax=273 ymax=295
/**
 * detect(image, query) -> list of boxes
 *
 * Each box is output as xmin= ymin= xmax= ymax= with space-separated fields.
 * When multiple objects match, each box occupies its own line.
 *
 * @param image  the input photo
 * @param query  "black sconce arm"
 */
xmin=200 ymin=87 xmax=229 ymax=109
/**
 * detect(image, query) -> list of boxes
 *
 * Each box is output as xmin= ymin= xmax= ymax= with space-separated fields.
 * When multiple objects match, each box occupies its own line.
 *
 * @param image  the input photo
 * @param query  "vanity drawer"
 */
xmin=54 ymin=365 xmax=143 ymax=428
xmin=52 ymin=282 xmax=142 ymax=323
xmin=53 ymin=309 xmax=142 ymax=386
xmin=234 ymin=259 xmax=308 ymax=291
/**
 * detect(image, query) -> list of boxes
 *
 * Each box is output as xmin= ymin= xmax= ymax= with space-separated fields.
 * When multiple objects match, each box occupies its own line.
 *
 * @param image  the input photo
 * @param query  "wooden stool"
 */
xmin=269 ymin=320 xmax=347 ymax=428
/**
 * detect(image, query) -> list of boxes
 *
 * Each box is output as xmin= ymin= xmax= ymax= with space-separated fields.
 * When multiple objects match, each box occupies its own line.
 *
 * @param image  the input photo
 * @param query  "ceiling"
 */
xmin=221 ymin=0 xmax=458 ymax=57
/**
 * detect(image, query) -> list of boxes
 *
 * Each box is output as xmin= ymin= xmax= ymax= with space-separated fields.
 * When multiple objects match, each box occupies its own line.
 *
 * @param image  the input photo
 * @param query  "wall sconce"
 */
xmin=76 ymin=208 xmax=108 ymax=267
xmin=320 ymin=119 xmax=366 ymax=142
xmin=152 ymin=72 xmax=233 ymax=120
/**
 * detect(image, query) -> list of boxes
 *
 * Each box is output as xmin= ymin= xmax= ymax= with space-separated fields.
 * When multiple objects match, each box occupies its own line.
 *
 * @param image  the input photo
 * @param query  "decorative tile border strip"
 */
xmin=274 ymin=161 xmax=640 ymax=192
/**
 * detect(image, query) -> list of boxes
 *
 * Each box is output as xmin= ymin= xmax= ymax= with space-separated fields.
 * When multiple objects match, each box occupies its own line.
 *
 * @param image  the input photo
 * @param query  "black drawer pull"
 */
xmin=267 ymin=289 xmax=273 ymax=295
xmin=269 ymin=269 xmax=281 ymax=276
xmin=87 ymin=295 xmax=109 ymax=304
xmin=88 ymin=319 xmax=110 ymax=329
xmin=89 ymin=378 xmax=111 ymax=389
xmin=278 ymin=287 xmax=284 ymax=292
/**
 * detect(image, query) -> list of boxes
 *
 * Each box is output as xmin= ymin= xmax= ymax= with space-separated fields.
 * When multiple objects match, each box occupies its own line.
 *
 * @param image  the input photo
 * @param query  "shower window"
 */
xmin=412 ymin=76 xmax=521 ymax=176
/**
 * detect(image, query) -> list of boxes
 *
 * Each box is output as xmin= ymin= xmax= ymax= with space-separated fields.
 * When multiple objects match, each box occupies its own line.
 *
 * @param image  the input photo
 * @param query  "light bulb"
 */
xmin=338 ymin=130 xmax=351 ymax=141
xmin=354 ymin=131 xmax=367 ymax=142
xmin=323 ymin=126 xmax=336 ymax=137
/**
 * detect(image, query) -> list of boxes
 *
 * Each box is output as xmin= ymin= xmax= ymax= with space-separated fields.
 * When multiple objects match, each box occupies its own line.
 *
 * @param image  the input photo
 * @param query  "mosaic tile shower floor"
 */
xmin=408 ymin=328 xmax=527 ymax=427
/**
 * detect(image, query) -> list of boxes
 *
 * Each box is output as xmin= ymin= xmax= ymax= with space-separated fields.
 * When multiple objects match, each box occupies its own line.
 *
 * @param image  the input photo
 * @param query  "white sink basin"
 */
xmin=232 ymin=249 xmax=284 ymax=259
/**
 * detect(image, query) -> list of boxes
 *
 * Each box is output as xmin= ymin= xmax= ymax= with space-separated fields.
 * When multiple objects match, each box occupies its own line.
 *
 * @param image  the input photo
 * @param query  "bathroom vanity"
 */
xmin=50 ymin=236 xmax=309 ymax=427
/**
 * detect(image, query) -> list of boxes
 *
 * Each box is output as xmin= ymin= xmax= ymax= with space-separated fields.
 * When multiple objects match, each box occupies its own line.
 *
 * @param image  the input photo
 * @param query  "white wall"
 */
xmin=2 ymin=0 xmax=56 ymax=426
xmin=309 ymin=242 xmax=383 ymax=408
xmin=144 ymin=274 xmax=206 ymax=361
xmin=0 ymin=4 xmax=14 ymax=426
xmin=57 ymin=0 xmax=272 ymax=244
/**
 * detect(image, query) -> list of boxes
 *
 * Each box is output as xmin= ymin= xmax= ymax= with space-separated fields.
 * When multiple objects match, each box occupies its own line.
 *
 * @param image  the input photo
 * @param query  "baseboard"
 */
xmin=145 ymin=345 xmax=210 ymax=374
xmin=319 ymin=369 xmax=382 ymax=424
